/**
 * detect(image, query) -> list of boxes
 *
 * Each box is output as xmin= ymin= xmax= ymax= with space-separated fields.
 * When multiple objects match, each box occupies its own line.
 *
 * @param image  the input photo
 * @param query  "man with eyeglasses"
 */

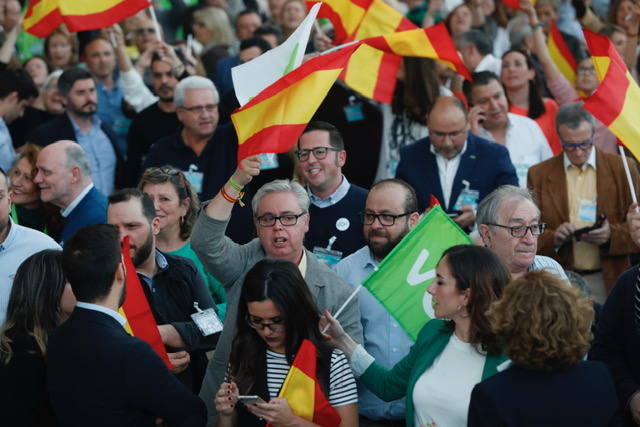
xmin=463 ymin=71 xmax=553 ymax=187
xmin=334 ymin=178 xmax=420 ymax=427
xmin=477 ymin=185 xmax=568 ymax=281
xmin=528 ymin=103 xmax=640 ymax=302
xmin=396 ymin=96 xmax=518 ymax=229
xmin=191 ymin=157 xmax=363 ymax=425
xmin=296 ymin=121 xmax=367 ymax=264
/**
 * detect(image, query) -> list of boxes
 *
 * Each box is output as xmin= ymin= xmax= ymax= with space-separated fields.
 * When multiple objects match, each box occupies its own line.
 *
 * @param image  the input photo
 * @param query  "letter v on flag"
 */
xmin=362 ymin=205 xmax=472 ymax=341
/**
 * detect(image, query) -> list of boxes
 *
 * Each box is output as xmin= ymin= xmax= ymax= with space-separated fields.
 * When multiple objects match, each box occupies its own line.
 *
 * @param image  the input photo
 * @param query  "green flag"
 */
xmin=362 ymin=205 xmax=472 ymax=341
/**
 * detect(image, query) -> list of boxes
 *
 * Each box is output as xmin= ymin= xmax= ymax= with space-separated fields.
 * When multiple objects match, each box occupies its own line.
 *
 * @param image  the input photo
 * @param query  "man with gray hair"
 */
xmin=34 ymin=140 xmax=107 ymax=245
xmin=477 ymin=184 xmax=568 ymax=281
xmin=457 ymin=30 xmax=502 ymax=76
xmin=191 ymin=157 xmax=363 ymax=426
xmin=527 ymin=102 xmax=640 ymax=302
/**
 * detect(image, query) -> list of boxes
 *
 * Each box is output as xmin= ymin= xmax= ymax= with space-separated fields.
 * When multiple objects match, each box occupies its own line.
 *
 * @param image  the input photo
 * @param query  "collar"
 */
xmin=0 ymin=117 xmax=6 ymax=129
xmin=68 ymin=113 xmax=101 ymax=133
xmin=0 ymin=217 xmax=14 ymax=251
xmin=61 ymin=183 xmax=94 ymax=217
xmin=563 ymin=147 xmax=597 ymax=170
xmin=429 ymin=139 xmax=468 ymax=160
xmin=75 ymin=302 xmax=127 ymax=328
xmin=364 ymin=247 xmax=379 ymax=269
xmin=476 ymin=53 xmax=498 ymax=70
xmin=308 ymin=175 xmax=350 ymax=206
xmin=137 ymin=249 xmax=169 ymax=281
xmin=298 ymin=250 xmax=308 ymax=278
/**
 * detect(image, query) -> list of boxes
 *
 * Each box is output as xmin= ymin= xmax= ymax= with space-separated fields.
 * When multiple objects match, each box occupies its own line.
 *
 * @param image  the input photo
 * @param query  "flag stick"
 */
xmin=320 ymin=40 xmax=360 ymax=56
xmin=321 ymin=284 xmax=362 ymax=334
xmin=618 ymin=145 xmax=639 ymax=211
xmin=148 ymin=3 xmax=163 ymax=42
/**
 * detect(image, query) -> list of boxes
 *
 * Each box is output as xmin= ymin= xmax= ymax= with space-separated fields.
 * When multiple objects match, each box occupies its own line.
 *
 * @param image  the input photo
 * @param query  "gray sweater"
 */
xmin=191 ymin=212 xmax=363 ymax=425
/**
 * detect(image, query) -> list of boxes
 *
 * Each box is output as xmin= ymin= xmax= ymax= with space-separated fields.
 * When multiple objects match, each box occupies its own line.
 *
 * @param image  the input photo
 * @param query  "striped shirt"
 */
xmin=529 ymin=255 xmax=569 ymax=283
xmin=266 ymin=349 xmax=358 ymax=406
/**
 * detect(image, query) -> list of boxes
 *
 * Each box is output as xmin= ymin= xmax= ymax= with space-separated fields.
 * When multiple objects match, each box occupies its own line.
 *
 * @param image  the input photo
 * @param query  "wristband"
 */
xmin=227 ymin=177 xmax=244 ymax=191
xmin=220 ymin=186 xmax=246 ymax=207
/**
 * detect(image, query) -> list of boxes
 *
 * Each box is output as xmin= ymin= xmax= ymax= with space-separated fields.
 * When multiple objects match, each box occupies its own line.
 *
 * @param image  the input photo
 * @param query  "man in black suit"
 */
xmin=47 ymin=224 xmax=206 ymax=427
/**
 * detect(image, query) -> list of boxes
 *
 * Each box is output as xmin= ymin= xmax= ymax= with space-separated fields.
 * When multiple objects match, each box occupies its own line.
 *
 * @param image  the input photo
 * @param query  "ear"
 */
xmin=180 ymin=197 xmax=190 ymax=217
xmin=407 ymin=212 xmax=420 ymax=229
xmin=301 ymin=212 xmax=310 ymax=233
xmin=115 ymin=260 xmax=126 ymax=285
xmin=478 ymin=223 xmax=492 ymax=247
xmin=151 ymin=216 xmax=161 ymax=236
xmin=337 ymin=150 xmax=346 ymax=168
xmin=71 ymin=165 xmax=82 ymax=183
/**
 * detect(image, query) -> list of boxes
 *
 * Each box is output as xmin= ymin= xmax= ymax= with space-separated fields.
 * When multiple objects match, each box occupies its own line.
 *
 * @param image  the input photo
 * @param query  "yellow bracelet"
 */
xmin=228 ymin=177 xmax=244 ymax=191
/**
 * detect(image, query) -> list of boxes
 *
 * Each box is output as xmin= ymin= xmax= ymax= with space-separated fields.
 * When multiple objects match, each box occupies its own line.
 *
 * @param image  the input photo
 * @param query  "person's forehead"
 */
xmin=258 ymin=191 xmax=301 ymax=213
xmin=497 ymin=198 xmax=539 ymax=223
xmin=184 ymin=88 xmax=214 ymax=103
xmin=299 ymin=130 xmax=331 ymax=147
xmin=152 ymin=59 xmax=173 ymax=73
xmin=86 ymin=39 xmax=112 ymax=55
xmin=71 ymin=78 xmax=95 ymax=91
xmin=366 ymin=185 xmax=406 ymax=211
xmin=108 ymin=199 xmax=146 ymax=220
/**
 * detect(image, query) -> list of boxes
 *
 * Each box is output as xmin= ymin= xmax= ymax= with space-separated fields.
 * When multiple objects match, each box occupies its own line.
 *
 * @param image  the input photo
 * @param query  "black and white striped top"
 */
xmin=266 ymin=349 xmax=358 ymax=406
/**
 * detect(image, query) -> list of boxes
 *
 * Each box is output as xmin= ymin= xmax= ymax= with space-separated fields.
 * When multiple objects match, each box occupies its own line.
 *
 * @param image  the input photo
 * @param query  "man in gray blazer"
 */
xmin=191 ymin=155 xmax=363 ymax=426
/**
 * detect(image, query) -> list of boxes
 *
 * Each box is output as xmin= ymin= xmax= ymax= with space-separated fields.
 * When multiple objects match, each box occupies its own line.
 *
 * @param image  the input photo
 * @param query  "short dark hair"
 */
xmin=107 ymin=188 xmax=156 ymax=223
xmin=371 ymin=178 xmax=418 ymax=213
xmin=239 ymin=36 xmax=272 ymax=54
xmin=463 ymin=70 xmax=501 ymax=105
xmin=459 ymin=30 xmax=493 ymax=56
xmin=254 ymin=24 xmax=283 ymax=45
xmin=300 ymin=121 xmax=344 ymax=150
xmin=555 ymin=102 xmax=595 ymax=134
xmin=57 ymin=67 xmax=94 ymax=97
xmin=235 ymin=9 xmax=261 ymax=25
xmin=0 ymin=69 xmax=38 ymax=101
xmin=62 ymin=224 xmax=121 ymax=303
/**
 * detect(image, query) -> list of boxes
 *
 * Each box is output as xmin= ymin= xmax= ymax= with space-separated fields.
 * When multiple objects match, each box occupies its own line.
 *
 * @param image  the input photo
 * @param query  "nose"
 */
xmin=520 ymin=228 xmax=537 ymax=244
xmin=33 ymin=170 xmax=42 ymax=184
xmin=427 ymin=281 xmax=436 ymax=296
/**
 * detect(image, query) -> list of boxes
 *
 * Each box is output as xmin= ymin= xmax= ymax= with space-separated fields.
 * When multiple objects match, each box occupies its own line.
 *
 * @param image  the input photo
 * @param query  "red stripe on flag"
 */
xmin=372 ymin=52 xmax=402 ymax=103
xmin=24 ymin=9 xmax=62 ymax=37
xmin=502 ymin=0 xmax=521 ymax=9
xmin=396 ymin=16 xmax=417 ymax=31
xmin=237 ymin=124 xmax=308 ymax=161
xmin=307 ymin=1 xmax=349 ymax=43
xmin=62 ymin=0 xmax=150 ymax=32
xmin=583 ymin=61 xmax=629 ymax=126
xmin=549 ymin=20 xmax=577 ymax=69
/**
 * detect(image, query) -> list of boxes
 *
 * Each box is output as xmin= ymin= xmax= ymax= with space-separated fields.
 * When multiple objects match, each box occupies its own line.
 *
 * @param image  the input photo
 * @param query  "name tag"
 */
xmin=184 ymin=164 xmax=203 ymax=194
xmin=578 ymin=198 xmax=597 ymax=223
xmin=453 ymin=187 xmax=479 ymax=212
xmin=313 ymin=246 xmax=343 ymax=266
xmin=191 ymin=302 xmax=223 ymax=336
xmin=259 ymin=153 xmax=279 ymax=170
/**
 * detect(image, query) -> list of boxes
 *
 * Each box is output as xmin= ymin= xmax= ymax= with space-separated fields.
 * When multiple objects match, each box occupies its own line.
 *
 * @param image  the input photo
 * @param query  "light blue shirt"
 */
xmin=0 ymin=117 xmax=16 ymax=171
xmin=96 ymin=75 xmax=130 ymax=155
xmin=69 ymin=114 xmax=116 ymax=197
xmin=76 ymin=301 xmax=126 ymax=328
xmin=530 ymin=255 xmax=570 ymax=282
xmin=308 ymin=175 xmax=350 ymax=208
xmin=138 ymin=250 xmax=169 ymax=292
xmin=334 ymin=245 xmax=413 ymax=421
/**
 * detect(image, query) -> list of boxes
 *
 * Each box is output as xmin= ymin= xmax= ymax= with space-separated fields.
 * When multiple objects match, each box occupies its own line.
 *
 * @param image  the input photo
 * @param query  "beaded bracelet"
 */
xmin=220 ymin=186 xmax=246 ymax=207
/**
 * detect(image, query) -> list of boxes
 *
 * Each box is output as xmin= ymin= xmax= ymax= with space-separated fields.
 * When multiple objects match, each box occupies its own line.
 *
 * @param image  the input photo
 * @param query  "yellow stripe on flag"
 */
xmin=383 ymin=29 xmax=438 ymax=57
xmin=548 ymin=37 xmax=576 ymax=85
xmin=343 ymin=45 xmax=384 ymax=99
xmin=23 ymin=0 xmax=58 ymax=28
xmin=331 ymin=0 xmax=367 ymax=39
xmin=278 ymin=366 xmax=315 ymax=421
xmin=58 ymin=0 xmax=130 ymax=15
xmin=118 ymin=307 xmax=133 ymax=335
xmin=354 ymin=1 xmax=402 ymax=38
xmin=591 ymin=56 xmax=612 ymax=82
xmin=608 ymin=71 xmax=640 ymax=159
xmin=233 ymin=68 xmax=343 ymax=145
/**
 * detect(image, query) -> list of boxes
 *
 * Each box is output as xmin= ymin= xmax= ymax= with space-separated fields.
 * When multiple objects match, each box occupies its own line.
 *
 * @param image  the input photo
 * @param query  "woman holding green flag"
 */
xmin=323 ymin=244 xmax=510 ymax=427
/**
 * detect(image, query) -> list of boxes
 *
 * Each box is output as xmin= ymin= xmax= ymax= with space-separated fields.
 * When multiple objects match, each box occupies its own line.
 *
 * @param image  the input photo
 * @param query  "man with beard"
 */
xmin=126 ymin=54 xmax=182 ymax=186
xmin=334 ymin=178 xmax=420 ymax=427
xmin=29 ymin=67 xmax=124 ymax=195
xmin=106 ymin=188 xmax=217 ymax=392
xmin=47 ymin=224 xmax=207 ymax=426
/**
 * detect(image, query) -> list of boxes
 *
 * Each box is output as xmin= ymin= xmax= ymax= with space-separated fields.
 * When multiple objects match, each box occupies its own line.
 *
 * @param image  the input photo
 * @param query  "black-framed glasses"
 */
xmin=488 ymin=223 xmax=547 ymax=237
xmin=576 ymin=66 xmax=595 ymax=75
xmin=562 ymin=141 xmax=593 ymax=152
xmin=181 ymin=104 xmax=217 ymax=114
xmin=134 ymin=28 xmax=156 ymax=35
xmin=295 ymin=146 xmax=341 ymax=161
xmin=255 ymin=212 xmax=307 ymax=227
xmin=361 ymin=211 xmax=413 ymax=226
xmin=430 ymin=128 xmax=466 ymax=141
xmin=247 ymin=317 xmax=285 ymax=333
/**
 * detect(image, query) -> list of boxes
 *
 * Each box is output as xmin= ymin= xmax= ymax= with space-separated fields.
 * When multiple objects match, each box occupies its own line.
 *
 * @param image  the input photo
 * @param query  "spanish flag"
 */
xmin=120 ymin=236 xmax=172 ymax=370
xmin=231 ymin=42 xmax=361 ymax=163
xmin=547 ymin=20 xmax=577 ymax=86
xmin=501 ymin=0 xmax=535 ymax=9
xmin=306 ymin=0 xmax=367 ymax=44
xmin=267 ymin=339 xmax=341 ymax=427
xmin=582 ymin=29 xmax=640 ymax=160
xmin=24 ymin=0 xmax=151 ymax=37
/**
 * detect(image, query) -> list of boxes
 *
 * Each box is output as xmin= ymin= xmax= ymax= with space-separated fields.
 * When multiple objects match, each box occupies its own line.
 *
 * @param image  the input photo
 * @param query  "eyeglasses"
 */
xmin=576 ymin=66 xmax=595 ymax=75
xmin=488 ymin=223 xmax=547 ymax=237
xmin=361 ymin=211 xmax=413 ymax=226
xmin=255 ymin=212 xmax=307 ymax=227
xmin=562 ymin=141 xmax=593 ymax=152
xmin=295 ymin=146 xmax=341 ymax=161
xmin=145 ymin=166 xmax=181 ymax=176
xmin=247 ymin=317 xmax=285 ymax=333
xmin=134 ymin=28 xmax=156 ymax=35
xmin=181 ymin=104 xmax=217 ymax=114
xmin=430 ymin=128 xmax=466 ymax=141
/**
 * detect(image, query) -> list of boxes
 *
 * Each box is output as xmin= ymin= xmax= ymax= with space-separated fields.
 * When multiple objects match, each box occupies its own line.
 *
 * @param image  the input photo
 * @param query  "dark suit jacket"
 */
xmin=467 ymin=362 xmax=618 ymax=427
xmin=59 ymin=186 xmax=107 ymax=245
xmin=28 ymin=113 xmax=125 ymax=189
xmin=527 ymin=149 xmax=640 ymax=291
xmin=395 ymin=132 xmax=518 ymax=212
xmin=47 ymin=307 xmax=206 ymax=427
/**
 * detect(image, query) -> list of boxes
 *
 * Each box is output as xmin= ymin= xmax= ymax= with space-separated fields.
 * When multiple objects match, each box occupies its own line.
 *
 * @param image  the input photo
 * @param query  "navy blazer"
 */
xmin=395 ymin=132 xmax=518 ymax=213
xmin=47 ymin=307 xmax=206 ymax=427
xmin=467 ymin=362 xmax=618 ymax=427
xmin=59 ymin=187 xmax=107 ymax=245
xmin=28 ymin=113 xmax=125 ymax=189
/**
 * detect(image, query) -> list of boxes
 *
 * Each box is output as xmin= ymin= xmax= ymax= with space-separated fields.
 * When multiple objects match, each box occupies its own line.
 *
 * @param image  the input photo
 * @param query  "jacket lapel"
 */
xmin=546 ymin=156 xmax=569 ymax=220
xmin=424 ymin=144 xmax=445 ymax=207
xmin=449 ymin=136 xmax=478 ymax=210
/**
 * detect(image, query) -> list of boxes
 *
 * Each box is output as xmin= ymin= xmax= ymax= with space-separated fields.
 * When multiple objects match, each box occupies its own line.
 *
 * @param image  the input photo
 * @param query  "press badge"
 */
xmin=313 ymin=236 xmax=343 ymax=266
xmin=191 ymin=302 xmax=223 ymax=336
xmin=259 ymin=153 xmax=279 ymax=170
xmin=184 ymin=164 xmax=204 ymax=194
xmin=453 ymin=180 xmax=479 ymax=212
xmin=514 ymin=163 xmax=529 ymax=185
xmin=578 ymin=198 xmax=597 ymax=223
xmin=343 ymin=96 xmax=364 ymax=122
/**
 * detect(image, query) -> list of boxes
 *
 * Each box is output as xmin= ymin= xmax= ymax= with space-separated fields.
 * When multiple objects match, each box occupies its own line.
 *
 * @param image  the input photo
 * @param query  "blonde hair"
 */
xmin=193 ymin=6 xmax=234 ymax=47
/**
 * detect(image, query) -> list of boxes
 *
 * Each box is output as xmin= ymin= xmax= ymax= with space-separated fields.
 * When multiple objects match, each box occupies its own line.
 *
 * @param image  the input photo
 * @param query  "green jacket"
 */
xmin=359 ymin=319 xmax=507 ymax=427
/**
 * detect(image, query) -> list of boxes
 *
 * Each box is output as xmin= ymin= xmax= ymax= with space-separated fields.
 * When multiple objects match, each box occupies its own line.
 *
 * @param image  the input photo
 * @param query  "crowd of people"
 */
xmin=3 ymin=0 xmax=640 ymax=425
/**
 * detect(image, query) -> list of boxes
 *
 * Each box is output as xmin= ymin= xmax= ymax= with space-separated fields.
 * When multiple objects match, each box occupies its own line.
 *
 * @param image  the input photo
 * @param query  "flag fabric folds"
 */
xmin=267 ymin=339 xmax=341 ymax=427
xmin=24 ymin=0 xmax=151 ymax=37
xmin=582 ymin=30 xmax=640 ymax=160
xmin=547 ymin=20 xmax=577 ymax=85
xmin=362 ymin=206 xmax=472 ymax=340
xmin=307 ymin=0 xmax=369 ymax=44
xmin=231 ymin=42 xmax=361 ymax=163
xmin=119 ymin=236 xmax=172 ymax=370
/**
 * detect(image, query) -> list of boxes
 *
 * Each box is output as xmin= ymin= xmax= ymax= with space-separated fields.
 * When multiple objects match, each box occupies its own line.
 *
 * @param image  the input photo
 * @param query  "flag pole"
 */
xmin=319 ymin=40 xmax=360 ymax=56
xmin=321 ymin=285 xmax=362 ymax=334
xmin=618 ymin=145 xmax=639 ymax=211
xmin=148 ymin=2 xmax=163 ymax=42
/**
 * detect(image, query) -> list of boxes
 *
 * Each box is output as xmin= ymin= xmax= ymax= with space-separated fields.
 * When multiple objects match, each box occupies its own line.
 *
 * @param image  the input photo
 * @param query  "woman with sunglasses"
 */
xmin=214 ymin=259 xmax=358 ymax=427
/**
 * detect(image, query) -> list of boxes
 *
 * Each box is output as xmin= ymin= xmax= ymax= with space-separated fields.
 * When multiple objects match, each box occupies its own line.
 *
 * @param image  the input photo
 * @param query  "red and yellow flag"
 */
xmin=267 ymin=340 xmax=341 ymax=427
xmin=306 ymin=0 xmax=368 ymax=44
xmin=24 ymin=0 xmax=151 ymax=37
xmin=232 ymin=43 xmax=361 ymax=163
xmin=119 ymin=236 xmax=172 ymax=370
xmin=582 ymin=29 xmax=640 ymax=160
xmin=547 ymin=20 xmax=577 ymax=86
xmin=501 ymin=0 xmax=536 ymax=9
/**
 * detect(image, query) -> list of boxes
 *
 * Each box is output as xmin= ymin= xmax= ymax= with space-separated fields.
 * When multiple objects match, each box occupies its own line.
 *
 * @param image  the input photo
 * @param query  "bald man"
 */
xmin=395 ymin=96 xmax=518 ymax=228
xmin=34 ymin=140 xmax=107 ymax=244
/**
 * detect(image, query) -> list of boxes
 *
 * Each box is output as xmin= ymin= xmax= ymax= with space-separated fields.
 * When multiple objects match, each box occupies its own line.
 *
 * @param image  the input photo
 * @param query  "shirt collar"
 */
xmin=308 ymin=175 xmax=350 ymax=206
xmin=61 ymin=183 xmax=94 ymax=217
xmin=298 ymin=250 xmax=308 ymax=278
xmin=68 ymin=113 xmax=101 ymax=133
xmin=138 ymin=249 xmax=169 ymax=281
xmin=563 ymin=147 xmax=597 ymax=170
xmin=75 ymin=301 xmax=127 ymax=328
xmin=0 ymin=217 xmax=15 ymax=251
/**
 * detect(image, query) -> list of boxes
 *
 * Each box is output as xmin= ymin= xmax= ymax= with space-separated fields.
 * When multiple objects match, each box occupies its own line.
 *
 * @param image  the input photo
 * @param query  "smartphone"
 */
xmin=574 ymin=214 xmax=606 ymax=241
xmin=238 ymin=395 xmax=266 ymax=405
xmin=447 ymin=211 xmax=462 ymax=218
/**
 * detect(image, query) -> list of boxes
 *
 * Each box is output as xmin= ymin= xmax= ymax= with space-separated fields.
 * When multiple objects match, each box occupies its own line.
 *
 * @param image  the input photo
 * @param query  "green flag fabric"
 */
xmin=362 ymin=205 xmax=472 ymax=341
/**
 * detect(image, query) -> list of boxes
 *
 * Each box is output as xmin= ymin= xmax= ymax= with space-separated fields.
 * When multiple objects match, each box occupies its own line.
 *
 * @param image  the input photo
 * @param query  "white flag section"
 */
xmin=232 ymin=2 xmax=321 ymax=106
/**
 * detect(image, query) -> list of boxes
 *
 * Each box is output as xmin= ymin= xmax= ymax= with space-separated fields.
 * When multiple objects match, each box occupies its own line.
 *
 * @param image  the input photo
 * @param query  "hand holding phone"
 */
xmin=238 ymin=395 xmax=266 ymax=405
xmin=574 ymin=214 xmax=606 ymax=241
